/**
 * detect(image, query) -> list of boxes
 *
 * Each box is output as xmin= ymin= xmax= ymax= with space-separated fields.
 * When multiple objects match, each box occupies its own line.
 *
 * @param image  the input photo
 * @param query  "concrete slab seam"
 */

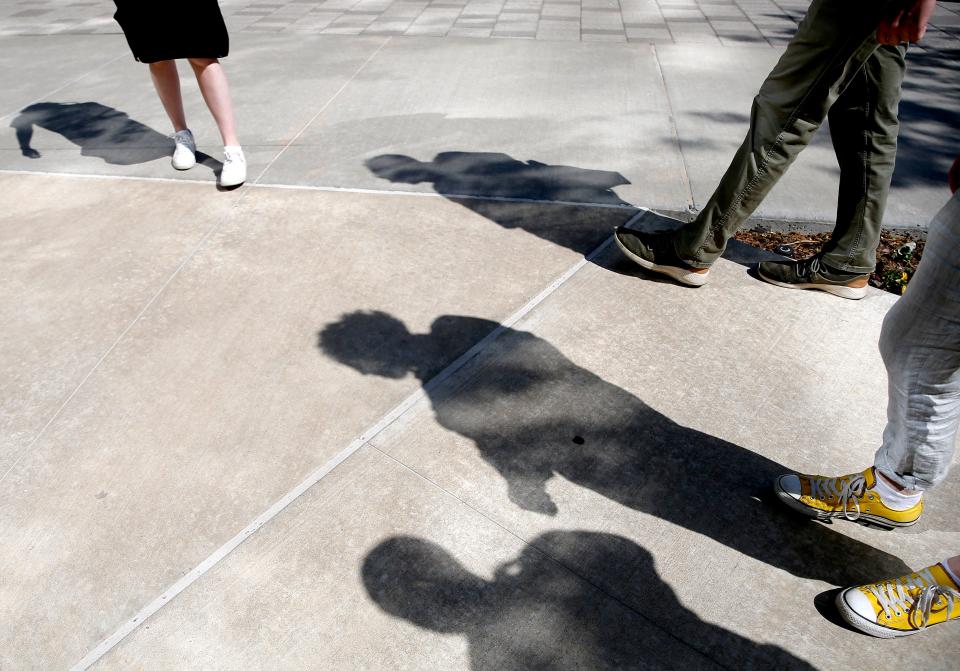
xmin=367 ymin=444 xmax=727 ymax=670
xmin=66 ymin=211 xmax=635 ymax=671
xmin=650 ymin=43 xmax=694 ymax=211
xmin=0 ymin=168 xmax=643 ymax=211
xmin=0 ymin=52 xmax=126 ymax=124
xmin=252 ymin=36 xmax=392 ymax=184
xmin=0 ymin=182 xmax=258 ymax=486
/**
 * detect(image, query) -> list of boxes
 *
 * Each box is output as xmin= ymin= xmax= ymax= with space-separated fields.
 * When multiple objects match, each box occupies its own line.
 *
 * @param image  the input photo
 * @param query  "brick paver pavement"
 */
xmin=1 ymin=0 xmax=958 ymax=48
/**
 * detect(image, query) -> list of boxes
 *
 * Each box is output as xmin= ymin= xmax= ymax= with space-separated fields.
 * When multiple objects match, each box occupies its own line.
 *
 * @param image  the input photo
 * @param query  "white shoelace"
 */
xmin=867 ymin=568 xmax=960 ymax=628
xmin=223 ymin=148 xmax=244 ymax=165
xmin=808 ymin=472 xmax=867 ymax=521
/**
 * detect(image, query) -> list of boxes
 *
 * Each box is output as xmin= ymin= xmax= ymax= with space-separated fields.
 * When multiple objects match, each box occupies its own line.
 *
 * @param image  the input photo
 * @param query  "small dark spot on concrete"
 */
xmin=572 ymin=435 xmax=585 ymax=445
xmin=95 ymin=491 xmax=108 ymax=499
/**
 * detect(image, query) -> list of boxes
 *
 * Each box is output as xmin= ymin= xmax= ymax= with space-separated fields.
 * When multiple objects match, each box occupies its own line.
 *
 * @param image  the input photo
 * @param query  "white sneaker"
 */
xmin=220 ymin=146 xmax=246 ymax=187
xmin=171 ymin=129 xmax=196 ymax=170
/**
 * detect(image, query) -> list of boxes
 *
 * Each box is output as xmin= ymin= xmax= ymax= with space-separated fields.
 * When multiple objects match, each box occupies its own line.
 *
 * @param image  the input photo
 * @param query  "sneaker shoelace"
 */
xmin=808 ymin=472 xmax=866 ymax=521
xmin=174 ymin=131 xmax=193 ymax=148
xmin=794 ymin=255 xmax=822 ymax=279
xmin=224 ymin=148 xmax=244 ymax=165
xmin=866 ymin=568 xmax=960 ymax=629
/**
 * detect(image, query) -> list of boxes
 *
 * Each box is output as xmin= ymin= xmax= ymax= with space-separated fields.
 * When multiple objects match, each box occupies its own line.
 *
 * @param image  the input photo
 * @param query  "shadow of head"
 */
xmin=318 ymin=311 xmax=496 ymax=381
xmin=362 ymin=532 xmax=818 ymax=669
xmin=366 ymin=154 xmax=433 ymax=184
xmin=318 ymin=310 xmax=421 ymax=379
xmin=362 ymin=535 xmax=489 ymax=633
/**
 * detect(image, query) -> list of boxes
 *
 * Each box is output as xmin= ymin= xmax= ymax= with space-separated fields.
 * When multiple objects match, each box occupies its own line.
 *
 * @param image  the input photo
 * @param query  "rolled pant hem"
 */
xmin=672 ymin=236 xmax=714 ymax=269
xmin=819 ymin=254 xmax=875 ymax=275
xmin=820 ymin=253 xmax=877 ymax=275
xmin=873 ymin=455 xmax=933 ymax=492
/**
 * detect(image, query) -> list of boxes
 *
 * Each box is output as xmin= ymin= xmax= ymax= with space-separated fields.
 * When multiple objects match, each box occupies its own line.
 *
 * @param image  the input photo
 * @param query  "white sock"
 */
xmin=942 ymin=560 xmax=960 ymax=588
xmin=871 ymin=469 xmax=923 ymax=510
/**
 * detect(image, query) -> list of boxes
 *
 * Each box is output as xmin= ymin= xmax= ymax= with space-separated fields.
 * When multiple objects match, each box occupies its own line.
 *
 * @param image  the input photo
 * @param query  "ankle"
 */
xmin=945 ymin=556 xmax=960 ymax=586
xmin=876 ymin=469 xmax=920 ymax=496
xmin=871 ymin=468 xmax=923 ymax=510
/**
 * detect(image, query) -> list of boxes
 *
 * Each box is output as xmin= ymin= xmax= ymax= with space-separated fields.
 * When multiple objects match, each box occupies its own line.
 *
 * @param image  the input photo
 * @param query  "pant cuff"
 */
xmin=873 ymin=454 xmax=931 ymax=492
xmin=671 ymin=237 xmax=714 ymax=269
xmin=820 ymin=253 xmax=875 ymax=275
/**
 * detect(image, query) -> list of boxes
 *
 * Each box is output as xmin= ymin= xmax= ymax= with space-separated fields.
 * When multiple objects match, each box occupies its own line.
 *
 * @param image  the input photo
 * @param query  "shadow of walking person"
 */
xmin=320 ymin=311 xmax=910 ymax=586
xmin=10 ymin=101 xmax=220 ymax=171
xmin=363 ymin=532 xmax=816 ymax=670
xmin=367 ymin=152 xmax=636 ymax=256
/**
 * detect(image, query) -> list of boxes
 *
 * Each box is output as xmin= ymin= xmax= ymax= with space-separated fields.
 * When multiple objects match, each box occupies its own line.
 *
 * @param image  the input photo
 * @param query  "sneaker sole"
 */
xmin=757 ymin=268 xmax=866 ymax=300
xmin=219 ymin=174 xmax=246 ymax=188
xmin=172 ymin=157 xmax=196 ymax=170
xmin=614 ymin=232 xmax=709 ymax=287
xmin=835 ymin=589 xmax=922 ymax=638
xmin=773 ymin=476 xmax=918 ymax=531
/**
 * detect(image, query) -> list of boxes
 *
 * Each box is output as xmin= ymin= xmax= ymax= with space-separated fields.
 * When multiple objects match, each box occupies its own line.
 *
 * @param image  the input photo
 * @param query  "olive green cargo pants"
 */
xmin=674 ymin=0 xmax=907 ymax=273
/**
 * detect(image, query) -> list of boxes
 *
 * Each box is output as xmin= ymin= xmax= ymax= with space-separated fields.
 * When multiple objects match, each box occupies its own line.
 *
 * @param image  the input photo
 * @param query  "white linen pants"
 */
xmin=874 ymin=191 xmax=960 ymax=491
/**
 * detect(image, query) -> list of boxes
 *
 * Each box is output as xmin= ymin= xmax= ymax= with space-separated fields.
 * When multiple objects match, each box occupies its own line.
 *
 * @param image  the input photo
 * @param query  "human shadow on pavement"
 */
xmin=320 ymin=311 xmax=911 ymax=586
xmin=363 ymin=531 xmax=816 ymax=670
xmin=10 ymin=102 xmax=221 ymax=171
xmin=367 ymin=152 xmax=637 ymax=257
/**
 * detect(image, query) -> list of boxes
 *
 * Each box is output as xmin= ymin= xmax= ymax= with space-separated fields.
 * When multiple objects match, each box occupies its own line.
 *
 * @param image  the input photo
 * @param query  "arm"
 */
xmin=877 ymin=0 xmax=937 ymax=45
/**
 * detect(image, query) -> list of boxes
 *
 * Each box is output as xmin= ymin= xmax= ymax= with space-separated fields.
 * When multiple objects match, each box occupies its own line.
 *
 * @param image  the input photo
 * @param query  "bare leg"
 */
xmin=188 ymin=58 xmax=239 ymax=146
xmin=148 ymin=60 xmax=188 ymax=132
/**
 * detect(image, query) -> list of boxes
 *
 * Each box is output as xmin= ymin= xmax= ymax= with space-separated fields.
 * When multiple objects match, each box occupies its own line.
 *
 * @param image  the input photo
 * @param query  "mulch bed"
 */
xmin=734 ymin=229 xmax=925 ymax=295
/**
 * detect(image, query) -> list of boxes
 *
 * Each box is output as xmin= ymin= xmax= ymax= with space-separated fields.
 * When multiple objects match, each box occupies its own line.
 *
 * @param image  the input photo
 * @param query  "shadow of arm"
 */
xmin=11 ymin=114 xmax=40 ymax=159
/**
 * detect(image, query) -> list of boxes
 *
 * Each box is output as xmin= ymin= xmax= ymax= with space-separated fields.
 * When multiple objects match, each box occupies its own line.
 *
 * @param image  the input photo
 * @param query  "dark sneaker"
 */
xmin=757 ymin=255 xmax=869 ymax=300
xmin=613 ymin=227 xmax=710 ymax=287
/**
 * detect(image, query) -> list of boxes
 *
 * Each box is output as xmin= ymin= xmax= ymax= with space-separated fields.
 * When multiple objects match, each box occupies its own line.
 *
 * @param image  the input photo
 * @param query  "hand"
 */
xmin=949 ymin=155 xmax=959 ymax=194
xmin=877 ymin=0 xmax=937 ymax=45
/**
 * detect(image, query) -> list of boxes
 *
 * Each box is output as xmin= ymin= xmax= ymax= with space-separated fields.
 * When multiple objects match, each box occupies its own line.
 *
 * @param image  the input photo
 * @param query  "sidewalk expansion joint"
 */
xmin=0 ymin=168 xmax=647 ymax=211
xmin=369 ymin=444 xmax=736 ymax=671
xmin=253 ymin=35 xmax=392 ymax=184
xmin=650 ymin=43 xmax=695 ymax=212
xmin=0 ymin=178 xmax=257 ymax=487
xmin=67 ymin=210 xmax=639 ymax=671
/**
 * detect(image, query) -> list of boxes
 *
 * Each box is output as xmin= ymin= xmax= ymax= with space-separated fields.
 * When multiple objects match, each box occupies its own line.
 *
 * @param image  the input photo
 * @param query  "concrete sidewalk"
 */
xmin=2 ymin=5 xmax=959 ymax=670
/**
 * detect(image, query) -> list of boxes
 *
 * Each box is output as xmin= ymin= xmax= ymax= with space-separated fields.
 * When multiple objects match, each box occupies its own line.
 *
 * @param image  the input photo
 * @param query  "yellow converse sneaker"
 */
xmin=837 ymin=564 xmax=960 ymax=638
xmin=773 ymin=467 xmax=922 ymax=529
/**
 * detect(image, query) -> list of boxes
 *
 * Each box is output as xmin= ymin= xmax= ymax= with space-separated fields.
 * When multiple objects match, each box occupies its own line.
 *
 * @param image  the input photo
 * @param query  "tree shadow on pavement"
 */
xmin=366 ymin=151 xmax=638 ymax=257
xmin=320 ymin=311 xmax=911 ymax=587
xmin=363 ymin=531 xmax=816 ymax=670
xmin=676 ymin=43 xmax=960 ymax=190
xmin=10 ymin=101 xmax=221 ymax=172
xmin=893 ymin=45 xmax=960 ymax=189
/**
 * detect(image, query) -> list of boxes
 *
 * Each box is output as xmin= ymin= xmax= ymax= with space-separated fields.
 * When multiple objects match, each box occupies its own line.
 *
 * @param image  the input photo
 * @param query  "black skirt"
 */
xmin=113 ymin=1 xmax=229 ymax=63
